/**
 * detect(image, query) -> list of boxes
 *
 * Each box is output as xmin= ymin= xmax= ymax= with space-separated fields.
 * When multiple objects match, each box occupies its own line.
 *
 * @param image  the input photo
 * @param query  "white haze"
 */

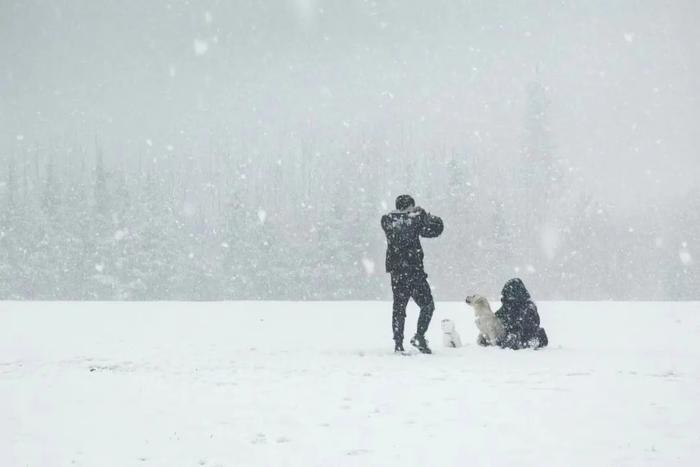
xmin=0 ymin=0 xmax=698 ymax=300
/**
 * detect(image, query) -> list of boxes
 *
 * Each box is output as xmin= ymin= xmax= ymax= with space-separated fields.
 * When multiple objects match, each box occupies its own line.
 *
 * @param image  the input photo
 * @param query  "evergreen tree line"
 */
xmin=0 ymin=137 xmax=697 ymax=301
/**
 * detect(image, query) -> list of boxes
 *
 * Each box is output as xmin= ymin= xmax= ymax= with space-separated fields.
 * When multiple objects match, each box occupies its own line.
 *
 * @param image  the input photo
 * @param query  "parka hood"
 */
xmin=501 ymin=278 xmax=531 ymax=303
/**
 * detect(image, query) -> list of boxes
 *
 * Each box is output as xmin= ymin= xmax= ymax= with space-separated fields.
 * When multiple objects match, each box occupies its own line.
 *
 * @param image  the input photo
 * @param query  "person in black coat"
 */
xmin=478 ymin=278 xmax=548 ymax=349
xmin=381 ymin=195 xmax=444 ymax=354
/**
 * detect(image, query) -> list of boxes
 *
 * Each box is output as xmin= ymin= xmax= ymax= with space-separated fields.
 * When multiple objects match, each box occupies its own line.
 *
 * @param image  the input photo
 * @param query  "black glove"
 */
xmin=413 ymin=206 xmax=427 ymax=218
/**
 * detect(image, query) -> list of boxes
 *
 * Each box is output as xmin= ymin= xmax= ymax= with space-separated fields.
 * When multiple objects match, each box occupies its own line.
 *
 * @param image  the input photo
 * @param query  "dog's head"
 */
xmin=465 ymin=294 xmax=491 ymax=315
xmin=465 ymin=294 xmax=488 ymax=306
xmin=441 ymin=318 xmax=455 ymax=332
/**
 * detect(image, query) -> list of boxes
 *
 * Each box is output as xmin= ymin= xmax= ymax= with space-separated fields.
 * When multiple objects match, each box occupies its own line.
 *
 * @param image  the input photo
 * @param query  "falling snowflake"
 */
xmin=361 ymin=258 xmax=375 ymax=275
xmin=679 ymin=250 xmax=692 ymax=266
xmin=193 ymin=39 xmax=209 ymax=56
xmin=114 ymin=229 xmax=128 ymax=241
xmin=182 ymin=201 xmax=196 ymax=217
xmin=540 ymin=224 xmax=560 ymax=260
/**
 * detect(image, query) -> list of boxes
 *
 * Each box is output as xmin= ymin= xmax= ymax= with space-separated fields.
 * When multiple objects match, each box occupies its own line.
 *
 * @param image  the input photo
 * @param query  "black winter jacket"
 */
xmin=495 ymin=278 xmax=547 ymax=349
xmin=381 ymin=207 xmax=443 ymax=274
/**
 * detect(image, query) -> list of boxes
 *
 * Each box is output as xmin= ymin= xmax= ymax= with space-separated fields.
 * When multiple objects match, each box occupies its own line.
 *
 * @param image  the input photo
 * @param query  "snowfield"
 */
xmin=1 ymin=301 xmax=699 ymax=467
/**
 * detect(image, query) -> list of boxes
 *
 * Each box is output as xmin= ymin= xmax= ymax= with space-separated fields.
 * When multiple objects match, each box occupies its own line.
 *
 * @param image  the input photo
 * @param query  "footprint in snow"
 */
xmin=651 ymin=370 xmax=681 ymax=378
xmin=346 ymin=449 xmax=370 ymax=456
xmin=276 ymin=436 xmax=291 ymax=444
xmin=251 ymin=433 xmax=267 ymax=444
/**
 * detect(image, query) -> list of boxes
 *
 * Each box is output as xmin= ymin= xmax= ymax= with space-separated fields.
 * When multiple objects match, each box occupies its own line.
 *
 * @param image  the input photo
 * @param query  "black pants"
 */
xmin=390 ymin=271 xmax=435 ymax=344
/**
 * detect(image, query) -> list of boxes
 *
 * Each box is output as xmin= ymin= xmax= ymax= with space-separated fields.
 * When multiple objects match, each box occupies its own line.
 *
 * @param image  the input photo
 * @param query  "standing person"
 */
xmin=381 ymin=195 xmax=444 ymax=354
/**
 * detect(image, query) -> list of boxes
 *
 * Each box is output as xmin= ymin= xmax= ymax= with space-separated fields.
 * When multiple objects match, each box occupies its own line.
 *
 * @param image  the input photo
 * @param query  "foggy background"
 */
xmin=1 ymin=0 xmax=698 ymax=300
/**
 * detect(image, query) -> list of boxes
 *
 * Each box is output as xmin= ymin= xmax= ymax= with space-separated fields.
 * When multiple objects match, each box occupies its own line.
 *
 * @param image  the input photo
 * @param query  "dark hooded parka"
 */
xmin=495 ymin=278 xmax=548 ymax=349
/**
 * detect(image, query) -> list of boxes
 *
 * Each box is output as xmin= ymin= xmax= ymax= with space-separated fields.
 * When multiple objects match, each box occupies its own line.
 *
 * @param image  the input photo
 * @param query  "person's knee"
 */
xmin=392 ymin=304 xmax=407 ymax=317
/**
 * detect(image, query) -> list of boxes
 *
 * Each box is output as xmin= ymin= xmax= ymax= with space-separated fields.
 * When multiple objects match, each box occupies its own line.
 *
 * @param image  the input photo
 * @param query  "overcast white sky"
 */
xmin=1 ymin=0 xmax=698 ymax=210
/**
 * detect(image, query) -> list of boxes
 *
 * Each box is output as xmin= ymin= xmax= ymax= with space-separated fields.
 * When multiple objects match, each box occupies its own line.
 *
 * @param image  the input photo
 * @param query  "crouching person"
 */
xmin=479 ymin=278 xmax=548 ymax=349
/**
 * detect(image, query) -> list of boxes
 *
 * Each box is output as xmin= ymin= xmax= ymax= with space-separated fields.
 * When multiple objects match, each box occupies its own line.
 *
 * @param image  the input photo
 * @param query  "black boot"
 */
xmin=394 ymin=342 xmax=405 ymax=353
xmin=534 ymin=328 xmax=548 ymax=349
xmin=410 ymin=334 xmax=432 ymax=354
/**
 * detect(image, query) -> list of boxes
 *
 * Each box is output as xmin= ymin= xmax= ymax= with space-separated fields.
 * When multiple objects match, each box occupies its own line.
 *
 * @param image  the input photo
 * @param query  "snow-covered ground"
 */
xmin=1 ymin=301 xmax=699 ymax=467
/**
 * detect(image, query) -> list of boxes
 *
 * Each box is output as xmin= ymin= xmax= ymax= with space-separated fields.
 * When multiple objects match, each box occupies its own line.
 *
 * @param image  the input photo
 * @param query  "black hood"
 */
xmin=501 ymin=278 xmax=531 ymax=303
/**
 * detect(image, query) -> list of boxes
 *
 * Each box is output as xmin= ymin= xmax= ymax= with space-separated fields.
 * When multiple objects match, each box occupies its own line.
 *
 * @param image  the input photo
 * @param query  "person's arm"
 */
xmin=381 ymin=214 xmax=393 ymax=235
xmin=494 ymin=306 xmax=505 ymax=322
xmin=417 ymin=208 xmax=444 ymax=238
xmin=495 ymin=306 xmax=511 ymax=332
xmin=527 ymin=302 xmax=541 ymax=328
xmin=518 ymin=302 xmax=541 ymax=340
